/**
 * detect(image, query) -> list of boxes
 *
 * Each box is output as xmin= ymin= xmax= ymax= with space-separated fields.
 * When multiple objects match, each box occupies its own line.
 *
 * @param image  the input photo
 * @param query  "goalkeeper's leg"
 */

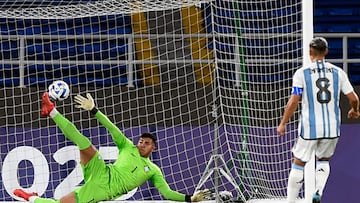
xmin=14 ymin=188 xmax=76 ymax=203
xmin=14 ymin=93 xmax=98 ymax=202
xmin=41 ymin=92 xmax=95 ymax=165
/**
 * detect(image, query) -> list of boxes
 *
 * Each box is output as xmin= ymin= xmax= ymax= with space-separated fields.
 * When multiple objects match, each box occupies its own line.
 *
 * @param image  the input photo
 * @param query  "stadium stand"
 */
xmin=0 ymin=15 xmax=132 ymax=87
xmin=314 ymin=0 xmax=360 ymax=85
xmin=0 ymin=0 xmax=360 ymax=86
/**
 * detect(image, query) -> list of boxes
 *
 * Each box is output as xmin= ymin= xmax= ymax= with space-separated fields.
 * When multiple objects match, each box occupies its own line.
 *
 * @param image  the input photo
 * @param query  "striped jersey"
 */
xmin=292 ymin=60 xmax=354 ymax=139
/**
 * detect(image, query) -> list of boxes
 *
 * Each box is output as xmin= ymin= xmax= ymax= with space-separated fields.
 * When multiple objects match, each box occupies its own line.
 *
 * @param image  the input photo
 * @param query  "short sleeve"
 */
xmin=340 ymin=70 xmax=354 ymax=95
xmin=292 ymin=68 xmax=304 ymax=88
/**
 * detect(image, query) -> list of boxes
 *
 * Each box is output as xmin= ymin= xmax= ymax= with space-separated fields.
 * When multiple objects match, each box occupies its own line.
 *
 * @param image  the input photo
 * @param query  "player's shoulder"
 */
xmin=147 ymin=160 xmax=163 ymax=174
xmin=324 ymin=62 xmax=344 ymax=71
xmin=324 ymin=62 xmax=348 ymax=78
xmin=294 ymin=65 xmax=309 ymax=74
xmin=292 ymin=66 xmax=306 ymax=79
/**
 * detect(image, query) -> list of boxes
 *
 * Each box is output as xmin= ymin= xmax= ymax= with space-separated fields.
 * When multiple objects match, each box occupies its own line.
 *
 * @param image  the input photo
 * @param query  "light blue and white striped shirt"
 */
xmin=292 ymin=60 xmax=354 ymax=139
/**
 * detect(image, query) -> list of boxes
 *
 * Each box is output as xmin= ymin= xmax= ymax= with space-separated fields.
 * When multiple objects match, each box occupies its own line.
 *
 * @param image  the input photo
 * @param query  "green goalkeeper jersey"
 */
xmin=95 ymin=111 xmax=186 ymax=201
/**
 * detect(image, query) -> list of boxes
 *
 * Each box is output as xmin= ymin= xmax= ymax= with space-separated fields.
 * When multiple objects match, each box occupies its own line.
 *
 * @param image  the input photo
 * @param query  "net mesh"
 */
xmin=0 ymin=0 xmax=303 ymax=201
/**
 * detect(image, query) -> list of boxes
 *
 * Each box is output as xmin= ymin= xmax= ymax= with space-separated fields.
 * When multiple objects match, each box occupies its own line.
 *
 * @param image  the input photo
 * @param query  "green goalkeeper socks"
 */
xmin=51 ymin=109 xmax=92 ymax=150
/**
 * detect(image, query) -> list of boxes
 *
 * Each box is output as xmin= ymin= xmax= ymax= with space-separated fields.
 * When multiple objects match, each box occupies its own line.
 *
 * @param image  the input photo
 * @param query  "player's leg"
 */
xmin=41 ymin=92 xmax=96 ymax=165
xmin=314 ymin=159 xmax=330 ymax=194
xmin=312 ymin=159 xmax=329 ymax=203
xmin=287 ymin=158 xmax=305 ymax=203
xmin=59 ymin=192 xmax=76 ymax=203
xmin=14 ymin=93 xmax=110 ymax=202
xmin=14 ymin=167 xmax=110 ymax=203
xmin=13 ymin=188 xmax=75 ymax=203
xmin=30 ymin=192 xmax=75 ymax=203
xmin=312 ymin=158 xmax=330 ymax=203
xmin=287 ymin=137 xmax=316 ymax=203
xmin=13 ymin=182 xmax=111 ymax=203
xmin=313 ymin=138 xmax=338 ymax=201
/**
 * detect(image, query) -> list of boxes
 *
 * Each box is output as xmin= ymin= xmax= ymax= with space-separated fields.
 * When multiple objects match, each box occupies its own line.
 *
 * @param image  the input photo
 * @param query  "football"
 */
xmin=48 ymin=80 xmax=70 ymax=101
xmin=219 ymin=190 xmax=233 ymax=201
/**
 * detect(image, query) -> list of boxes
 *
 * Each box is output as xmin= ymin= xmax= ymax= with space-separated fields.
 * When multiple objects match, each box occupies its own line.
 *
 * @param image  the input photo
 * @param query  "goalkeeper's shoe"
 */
xmin=312 ymin=191 xmax=321 ymax=203
xmin=13 ymin=188 xmax=38 ymax=201
xmin=41 ymin=92 xmax=55 ymax=117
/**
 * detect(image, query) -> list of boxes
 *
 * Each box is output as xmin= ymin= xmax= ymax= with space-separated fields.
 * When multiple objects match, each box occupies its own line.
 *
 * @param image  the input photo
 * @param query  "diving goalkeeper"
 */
xmin=14 ymin=92 xmax=210 ymax=203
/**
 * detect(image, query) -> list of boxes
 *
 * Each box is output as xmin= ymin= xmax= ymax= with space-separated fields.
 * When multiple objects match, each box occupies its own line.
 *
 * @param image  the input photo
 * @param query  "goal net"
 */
xmin=0 ymin=0 xmax=304 ymax=202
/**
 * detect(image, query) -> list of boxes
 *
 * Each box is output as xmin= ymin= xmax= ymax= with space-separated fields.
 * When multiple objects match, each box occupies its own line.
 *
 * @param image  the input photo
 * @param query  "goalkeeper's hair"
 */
xmin=141 ymin=132 xmax=157 ymax=144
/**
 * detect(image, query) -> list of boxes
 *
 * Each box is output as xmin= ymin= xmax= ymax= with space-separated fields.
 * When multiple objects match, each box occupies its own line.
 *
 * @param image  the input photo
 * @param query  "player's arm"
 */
xmin=151 ymin=167 xmax=210 ymax=202
xmin=346 ymin=91 xmax=359 ymax=118
xmin=277 ymin=87 xmax=301 ymax=136
xmin=340 ymin=70 xmax=360 ymax=119
xmin=74 ymin=93 xmax=132 ymax=148
xmin=278 ymin=68 xmax=303 ymax=136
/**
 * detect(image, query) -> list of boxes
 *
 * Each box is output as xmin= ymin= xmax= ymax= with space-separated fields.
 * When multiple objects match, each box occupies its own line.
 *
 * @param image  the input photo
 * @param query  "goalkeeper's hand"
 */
xmin=191 ymin=189 xmax=211 ymax=202
xmin=74 ymin=93 xmax=95 ymax=111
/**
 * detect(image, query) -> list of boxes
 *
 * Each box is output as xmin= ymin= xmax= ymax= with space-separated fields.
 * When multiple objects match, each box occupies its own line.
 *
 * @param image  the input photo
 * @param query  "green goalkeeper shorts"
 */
xmin=74 ymin=151 xmax=112 ymax=203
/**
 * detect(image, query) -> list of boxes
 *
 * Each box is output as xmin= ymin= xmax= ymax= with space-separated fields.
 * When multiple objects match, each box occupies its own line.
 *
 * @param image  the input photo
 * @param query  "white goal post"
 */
xmin=0 ymin=0 xmax=313 ymax=202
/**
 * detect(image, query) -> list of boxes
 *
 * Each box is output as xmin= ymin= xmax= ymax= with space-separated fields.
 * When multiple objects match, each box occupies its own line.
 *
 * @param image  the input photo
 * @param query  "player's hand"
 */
xmin=74 ymin=93 xmax=95 ymax=110
xmin=277 ymin=124 xmax=286 ymax=136
xmin=348 ymin=108 xmax=360 ymax=119
xmin=191 ymin=189 xmax=211 ymax=202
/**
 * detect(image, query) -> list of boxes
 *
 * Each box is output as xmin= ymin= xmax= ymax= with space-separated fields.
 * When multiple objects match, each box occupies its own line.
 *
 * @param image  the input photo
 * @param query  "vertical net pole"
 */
xmin=302 ymin=0 xmax=314 ymax=202
xmin=233 ymin=1 xmax=254 ymax=197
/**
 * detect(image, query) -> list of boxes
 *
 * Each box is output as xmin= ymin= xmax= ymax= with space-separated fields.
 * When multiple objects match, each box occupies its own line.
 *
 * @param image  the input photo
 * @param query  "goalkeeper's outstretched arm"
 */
xmin=74 ymin=93 xmax=132 ymax=148
xmin=151 ymin=167 xmax=210 ymax=202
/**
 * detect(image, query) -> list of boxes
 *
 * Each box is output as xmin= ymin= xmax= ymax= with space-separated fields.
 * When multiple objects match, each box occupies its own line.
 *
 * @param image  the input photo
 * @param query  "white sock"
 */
xmin=49 ymin=108 xmax=58 ymax=118
xmin=29 ymin=196 xmax=39 ymax=203
xmin=315 ymin=161 xmax=330 ymax=196
xmin=287 ymin=163 xmax=304 ymax=203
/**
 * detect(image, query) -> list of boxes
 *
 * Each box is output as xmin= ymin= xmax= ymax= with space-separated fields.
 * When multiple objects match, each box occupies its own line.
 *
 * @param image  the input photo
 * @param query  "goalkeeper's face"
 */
xmin=137 ymin=137 xmax=156 ymax=158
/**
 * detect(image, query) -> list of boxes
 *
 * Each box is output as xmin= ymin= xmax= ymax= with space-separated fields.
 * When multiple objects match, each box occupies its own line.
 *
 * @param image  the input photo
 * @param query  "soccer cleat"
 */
xmin=41 ymin=92 xmax=55 ymax=117
xmin=312 ymin=191 xmax=321 ymax=203
xmin=13 ymin=188 xmax=38 ymax=201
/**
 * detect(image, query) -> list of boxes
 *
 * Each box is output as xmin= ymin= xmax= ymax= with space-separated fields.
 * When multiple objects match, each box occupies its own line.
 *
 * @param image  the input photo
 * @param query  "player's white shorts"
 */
xmin=292 ymin=136 xmax=339 ymax=162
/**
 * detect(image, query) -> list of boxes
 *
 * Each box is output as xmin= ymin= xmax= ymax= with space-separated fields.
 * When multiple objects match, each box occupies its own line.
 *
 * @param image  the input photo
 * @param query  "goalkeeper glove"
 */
xmin=190 ymin=189 xmax=211 ymax=202
xmin=74 ymin=93 xmax=95 ymax=111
